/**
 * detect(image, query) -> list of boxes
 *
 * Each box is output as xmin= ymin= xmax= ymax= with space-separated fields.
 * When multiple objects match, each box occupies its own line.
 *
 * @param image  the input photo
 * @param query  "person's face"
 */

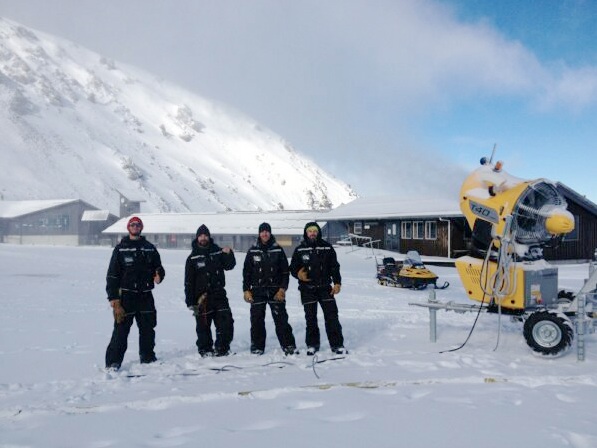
xmin=306 ymin=228 xmax=318 ymax=241
xmin=128 ymin=222 xmax=142 ymax=237
xmin=259 ymin=230 xmax=271 ymax=244
xmin=197 ymin=234 xmax=209 ymax=246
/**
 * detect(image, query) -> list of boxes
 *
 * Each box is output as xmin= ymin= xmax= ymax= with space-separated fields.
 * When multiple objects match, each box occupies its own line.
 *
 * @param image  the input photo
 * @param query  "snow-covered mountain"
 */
xmin=0 ymin=18 xmax=356 ymax=213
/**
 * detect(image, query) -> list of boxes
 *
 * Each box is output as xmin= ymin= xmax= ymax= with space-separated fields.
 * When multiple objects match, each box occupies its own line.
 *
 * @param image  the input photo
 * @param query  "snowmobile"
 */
xmin=453 ymin=154 xmax=596 ymax=356
xmin=376 ymin=250 xmax=449 ymax=290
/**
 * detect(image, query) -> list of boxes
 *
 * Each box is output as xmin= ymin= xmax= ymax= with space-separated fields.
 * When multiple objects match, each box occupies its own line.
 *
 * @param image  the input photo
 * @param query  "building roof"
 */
xmin=324 ymin=196 xmax=462 ymax=220
xmin=102 ymin=211 xmax=328 ymax=236
xmin=557 ymin=183 xmax=597 ymax=217
xmin=81 ymin=210 xmax=112 ymax=221
xmin=0 ymin=199 xmax=78 ymax=218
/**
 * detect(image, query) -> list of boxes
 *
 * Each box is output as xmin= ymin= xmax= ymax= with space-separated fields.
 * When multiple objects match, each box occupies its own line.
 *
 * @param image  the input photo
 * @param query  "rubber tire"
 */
xmin=523 ymin=311 xmax=573 ymax=357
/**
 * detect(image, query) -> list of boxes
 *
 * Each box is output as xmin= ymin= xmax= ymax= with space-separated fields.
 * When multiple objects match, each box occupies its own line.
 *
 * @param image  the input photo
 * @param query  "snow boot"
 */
xmin=283 ymin=346 xmax=299 ymax=356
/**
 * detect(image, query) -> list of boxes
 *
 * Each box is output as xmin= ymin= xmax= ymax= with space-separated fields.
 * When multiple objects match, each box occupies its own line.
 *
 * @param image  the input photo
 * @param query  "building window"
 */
xmin=413 ymin=221 xmax=424 ymax=239
xmin=401 ymin=221 xmax=412 ymax=239
xmin=36 ymin=215 xmax=70 ymax=229
xmin=353 ymin=221 xmax=363 ymax=234
xmin=425 ymin=221 xmax=437 ymax=240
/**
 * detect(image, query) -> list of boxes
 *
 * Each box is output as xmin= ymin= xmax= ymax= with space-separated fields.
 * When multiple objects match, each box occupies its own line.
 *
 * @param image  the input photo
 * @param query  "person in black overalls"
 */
xmin=184 ymin=224 xmax=236 ymax=357
xmin=289 ymin=222 xmax=346 ymax=355
xmin=105 ymin=216 xmax=165 ymax=370
xmin=242 ymin=222 xmax=298 ymax=355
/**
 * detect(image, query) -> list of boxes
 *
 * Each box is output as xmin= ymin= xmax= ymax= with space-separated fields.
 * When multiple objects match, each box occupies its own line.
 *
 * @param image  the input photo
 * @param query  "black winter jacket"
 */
xmin=289 ymin=222 xmax=341 ymax=290
xmin=106 ymin=236 xmax=165 ymax=299
xmin=242 ymin=235 xmax=289 ymax=293
xmin=184 ymin=238 xmax=236 ymax=306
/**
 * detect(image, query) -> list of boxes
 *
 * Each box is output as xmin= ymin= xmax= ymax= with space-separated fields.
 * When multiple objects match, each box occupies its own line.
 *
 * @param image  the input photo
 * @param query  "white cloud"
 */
xmin=1 ymin=0 xmax=596 ymax=199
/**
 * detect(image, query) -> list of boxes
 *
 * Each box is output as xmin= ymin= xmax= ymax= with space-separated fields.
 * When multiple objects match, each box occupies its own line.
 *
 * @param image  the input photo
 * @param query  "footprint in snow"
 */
xmin=288 ymin=400 xmax=324 ymax=410
xmin=322 ymin=412 xmax=365 ymax=423
xmin=235 ymin=420 xmax=282 ymax=431
xmin=146 ymin=425 xmax=203 ymax=447
xmin=555 ymin=393 xmax=577 ymax=403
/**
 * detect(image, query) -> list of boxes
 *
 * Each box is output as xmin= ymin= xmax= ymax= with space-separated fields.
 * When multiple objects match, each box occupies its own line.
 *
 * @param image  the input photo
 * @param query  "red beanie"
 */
xmin=127 ymin=216 xmax=143 ymax=229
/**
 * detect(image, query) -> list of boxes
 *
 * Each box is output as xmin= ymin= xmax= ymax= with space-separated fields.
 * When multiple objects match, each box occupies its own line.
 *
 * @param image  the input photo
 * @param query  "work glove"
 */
xmin=189 ymin=293 xmax=207 ymax=317
xmin=297 ymin=267 xmax=310 ymax=282
xmin=153 ymin=271 xmax=162 ymax=284
xmin=332 ymin=284 xmax=341 ymax=295
xmin=274 ymin=288 xmax=286 ymax=302
xmin=111 ymin=299 xmax=126 ymax=324
xmin=243 ymin=290 xmax=253 ymax=303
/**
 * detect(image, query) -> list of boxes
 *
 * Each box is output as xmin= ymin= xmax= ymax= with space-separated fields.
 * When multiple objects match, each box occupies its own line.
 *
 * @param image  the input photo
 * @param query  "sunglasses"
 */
xmin=129 ymin=223 xmax=142 ymax=228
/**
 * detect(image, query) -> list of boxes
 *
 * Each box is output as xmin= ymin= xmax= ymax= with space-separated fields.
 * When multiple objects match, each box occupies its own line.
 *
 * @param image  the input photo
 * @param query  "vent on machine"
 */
xmin=511 ymin=181 xmax=566 ymax=247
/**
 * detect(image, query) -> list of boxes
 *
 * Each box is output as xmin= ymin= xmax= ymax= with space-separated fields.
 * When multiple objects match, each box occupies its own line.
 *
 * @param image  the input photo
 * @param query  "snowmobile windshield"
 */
xmin=404 ymin=251 xmax=424 ymax=267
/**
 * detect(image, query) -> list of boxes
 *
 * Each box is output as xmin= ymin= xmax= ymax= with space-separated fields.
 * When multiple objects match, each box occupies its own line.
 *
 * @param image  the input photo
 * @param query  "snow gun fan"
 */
xmin=455 ymin=156 xmax=577 ymax=356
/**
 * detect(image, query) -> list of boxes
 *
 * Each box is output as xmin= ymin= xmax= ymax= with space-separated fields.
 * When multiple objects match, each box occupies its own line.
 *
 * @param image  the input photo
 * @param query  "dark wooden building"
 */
xmin=324 ymin=191 xmax=597 ymax=262
xmin=323 ymin=197 xmax=466 ymax=258
xmin=542 ymin=184 xmax=597 ymax=262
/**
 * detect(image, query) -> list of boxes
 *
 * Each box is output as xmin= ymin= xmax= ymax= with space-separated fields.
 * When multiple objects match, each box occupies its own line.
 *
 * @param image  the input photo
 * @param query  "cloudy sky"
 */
xmin=1 ymin=0 xmax=596 ymax=202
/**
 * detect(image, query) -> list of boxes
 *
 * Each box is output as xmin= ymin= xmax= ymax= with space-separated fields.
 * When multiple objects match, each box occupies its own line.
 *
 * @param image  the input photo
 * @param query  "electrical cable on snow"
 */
xmin=439 ymin=236 xmax=494 ymax=354
xmin=441 ymin=217 xmax=516 ymax=354
xmin=311 ymin=354 xmax=321 ymax=379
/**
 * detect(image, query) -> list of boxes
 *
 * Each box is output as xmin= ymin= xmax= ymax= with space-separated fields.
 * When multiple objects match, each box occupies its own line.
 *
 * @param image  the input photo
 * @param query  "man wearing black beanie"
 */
xmin=243 ymin=222 xmax=297 ymax=355
xmin=184 ymin=224 xmax=236 ymax=357
xmin=289 ymin=221 xmax=346 ymax=355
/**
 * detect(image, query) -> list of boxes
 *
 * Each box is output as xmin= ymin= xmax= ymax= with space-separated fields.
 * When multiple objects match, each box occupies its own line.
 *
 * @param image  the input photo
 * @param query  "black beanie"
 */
xmin=258 ymin=222 xmax=272 ymax=233
xmin=196 ymin=224 xmax=210 ymax=237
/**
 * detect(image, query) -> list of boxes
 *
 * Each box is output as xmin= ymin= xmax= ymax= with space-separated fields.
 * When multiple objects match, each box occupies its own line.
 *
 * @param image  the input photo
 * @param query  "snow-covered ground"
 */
xmin=1 ymin=243 xmax=597 ymax=447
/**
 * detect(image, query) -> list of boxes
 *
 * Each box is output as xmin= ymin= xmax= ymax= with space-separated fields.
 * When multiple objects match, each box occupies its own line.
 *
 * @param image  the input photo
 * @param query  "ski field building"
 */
xmin=101 ymin=211 xmax=328 ymax=254
xmin=322 ymin=186 xmax=597 ymax=263
xmin=0 ymin=199 xmax=118 ymax=246
xmin=2 ymin=184 xmax=595 ymax=263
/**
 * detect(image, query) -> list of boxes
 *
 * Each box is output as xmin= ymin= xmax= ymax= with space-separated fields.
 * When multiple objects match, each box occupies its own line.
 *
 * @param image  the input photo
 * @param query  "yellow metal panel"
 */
xmin=455 ymin=256 xmax=526 ymax=310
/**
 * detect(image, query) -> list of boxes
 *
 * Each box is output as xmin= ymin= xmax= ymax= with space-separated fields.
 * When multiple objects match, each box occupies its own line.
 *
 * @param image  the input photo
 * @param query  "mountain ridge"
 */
xmin=0 ymin=18 xmax=357 ymax=214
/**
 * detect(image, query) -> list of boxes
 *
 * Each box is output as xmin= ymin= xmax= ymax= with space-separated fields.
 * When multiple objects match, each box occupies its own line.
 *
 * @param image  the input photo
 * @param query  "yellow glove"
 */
xmin=332 ymin=284 xmax=341 ymax=295
xmin=297 ymin=267 xmax=310 ymax=282
xmin=111 ymin=299 xmax=126 ymax=324
xmin=243 ymin=290 xmax=254 ymax=303
xmin=274 ymin=288 xmax=286 ymax=302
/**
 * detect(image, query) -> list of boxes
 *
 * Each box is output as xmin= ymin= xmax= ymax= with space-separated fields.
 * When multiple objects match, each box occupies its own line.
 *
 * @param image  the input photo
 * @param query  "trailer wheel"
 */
xmin=523 ymin=311 xmax=573 ymax=357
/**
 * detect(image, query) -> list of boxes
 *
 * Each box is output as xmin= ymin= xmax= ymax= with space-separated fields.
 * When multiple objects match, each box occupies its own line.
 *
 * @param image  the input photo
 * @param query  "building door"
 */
xmin=384 ymin=221 xmax=400 ymax=251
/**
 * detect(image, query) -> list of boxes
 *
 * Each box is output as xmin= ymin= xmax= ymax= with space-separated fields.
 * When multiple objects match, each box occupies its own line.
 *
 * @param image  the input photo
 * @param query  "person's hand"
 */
xmin=188 ymin=305 xmax=200 ymax=317
xmin=274 ymin=288 xmax=286 ymax=302
xmin=243 ymin=290 xmax=253 ymax=303
xmin=111 ymin=299 xmax=125 ymax=324
xmin=297 ymin=267 xmax=310 ymax=282
xmin=332 ymin=284 xmax=341 ymax=295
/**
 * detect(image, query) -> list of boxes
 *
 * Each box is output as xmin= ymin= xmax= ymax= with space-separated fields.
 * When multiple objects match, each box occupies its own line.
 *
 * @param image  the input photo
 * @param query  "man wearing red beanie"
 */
xmin=105 ymin=216 xmax=165 ymax=370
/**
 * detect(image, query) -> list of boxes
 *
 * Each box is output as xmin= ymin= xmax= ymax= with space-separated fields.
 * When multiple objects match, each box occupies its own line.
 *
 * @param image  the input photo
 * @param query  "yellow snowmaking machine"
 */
xmin=454 ymin=154 xmax=596 ymax=356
